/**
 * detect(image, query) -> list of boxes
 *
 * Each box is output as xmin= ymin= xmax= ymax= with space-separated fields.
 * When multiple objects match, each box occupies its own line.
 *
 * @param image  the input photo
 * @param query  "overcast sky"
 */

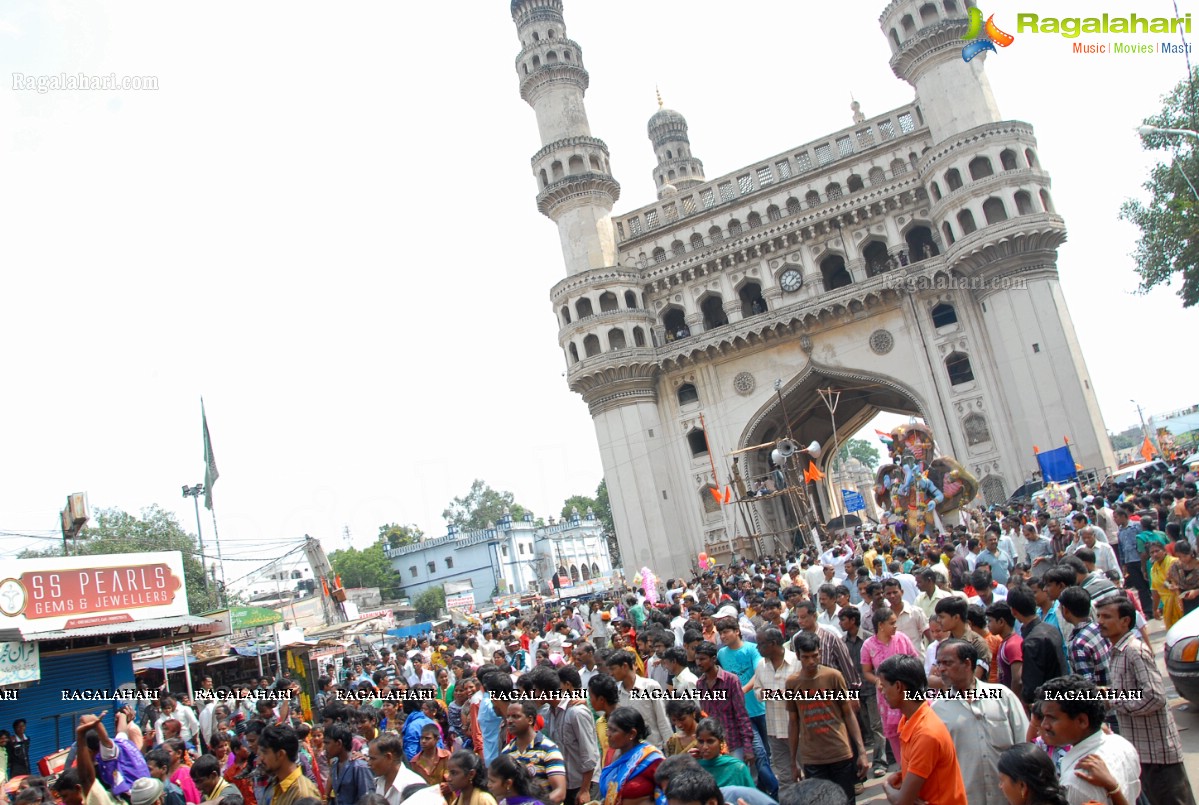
xmin=1 ymin=0 xmax=1193 ymax=575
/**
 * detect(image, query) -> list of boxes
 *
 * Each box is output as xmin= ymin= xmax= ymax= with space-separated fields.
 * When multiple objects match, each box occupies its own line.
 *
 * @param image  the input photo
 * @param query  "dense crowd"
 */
xmin=10 ymin=458 xmax=1199 ymax=805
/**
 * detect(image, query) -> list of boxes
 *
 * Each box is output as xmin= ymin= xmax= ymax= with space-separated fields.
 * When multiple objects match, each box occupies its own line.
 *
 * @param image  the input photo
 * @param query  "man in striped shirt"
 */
xmin=502 ymin=702 xmax=567 ymax=804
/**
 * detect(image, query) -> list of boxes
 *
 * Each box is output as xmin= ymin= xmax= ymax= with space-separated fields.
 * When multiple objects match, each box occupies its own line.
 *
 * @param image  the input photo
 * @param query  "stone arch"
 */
xmin=942 ymin=221 xmax=955 ymax=245
xmin=747 ymin=211 xmax=762 ymax=228
xmin=532 ymin=54 xmax=541 ymax=69
xmin=904 ymin=223 xmax=940 ymax=259
xmin=551 ymin=160 xmax=563 ymax=180
xmin=546 ymin=51 xmax=558 ymax=64
xmin=901 ymin=14 xmax=916 ymax=34
xmin=624 ymin=290 xmax=638 ymax=309
xmin=567 ymin=342 xmax=579 ymax=364
xmin=787 ymin=197 xmax=802 ymax=215
xmin=963 ymin=412 xmax=991 ymax=446
xmin=869 ymin=166 xmax=886 ymax=186
xmin=607 ymin=327 xmax=627 ymax=351
xmin=930 ymin=181 xmax=942 ymax=201
xmin=931 ymin=302 xmax=958 ymax=328
xmin=979 ymin=474 xmax=1007 ymax=506
xmin=569 ymin=564 xmax=578 ymax=581
xmin=700 ymin=293 xmax=728 ymax=330
xmin=767 ymin=204 xmax=782 ymax=221
xmin=575 ymin=297 xmax=593 ymax=319
xmin=652 ymin=246 xmax=667 ymax=263
xmin=1040 ymin=189 xmax=1054 ymax=212
xmin=825 ymin=182 xmax=843 ymax=200
xmin=599 ymin=291 xmax=619 ymax=312
xmin=944 ymin=167 xmax=963 ymax=191
xmin=580 ymin=563 xmax=590 ymax=580
xmin=591 ymin=562 xmax=600 ymax=576
xmin=539 ymin=168 xmax=548 ymax=188
xmin=957 ymin=209 xmax=978 ymax=235
xmin=633 ymin=326 xmax=646 ymax=347
xmin=589 ymin=155 xmax=601 ymax=171
xmin=672 ymin=239 xmax=686 ymax=256
xmin=862 ymin=240 xmax=890 ymax=276
xmin=728 ymin=219 xmax=743 ymax=236
xmin=820 ymin=254 xmax=852 ymax=291
xmin=944 ymin=0 xmax=958 ymax=11
xmin=700 ymin=484 xmax=721 ymax=514
xmin=568 ymin=155 xmax=584 ymax=174
xmin=583 ymin=333 xmax=601 ymax=358
xmin=1025 ymin=148 xmax=1038 ymax=168
xmin=846 ymin=174 xmax=865 ymax=193
xmin=560 ymin=305 xmax=571 ymax=324
xmin=890 ymin=28 xmax=901 ymax=49
xmin=662 ymin=306 xmax=688 ymax=338
xmin=677 ymin=383 xmax=699 ymax=406
xmin=563 ymin=49 xmax=572 ymax=61
xmin=945 ymin=351 xmax=975 ymax=385
xmin=890 ymin=158 xmax=907 ymax=176
xmin=805 ymin=190 xmax=821 ymax=208
xmin=982 ymin=197 xmax=1008 ymax=224
xmin=1011 ymin=190 xmax=1033 ymax=216
xmin=738 ymin=280 xmax=767 ymax=317
xmin=686 ymin=427 xmax=709 ymax=457
xmin=1000 ymin=149 xmax=1019 ymax=171
xmin=919 ymin=3 xmax=939 ymax=24
xmin=968 ymin=155 xmax=994 ymax=180
xmin=709 ymin=225 xmax=723 ymax=242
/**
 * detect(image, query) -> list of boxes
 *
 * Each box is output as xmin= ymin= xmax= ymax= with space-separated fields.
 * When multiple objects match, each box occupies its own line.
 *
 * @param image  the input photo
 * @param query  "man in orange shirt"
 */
xmin=876 ymin=654 xmax=967 ymax=805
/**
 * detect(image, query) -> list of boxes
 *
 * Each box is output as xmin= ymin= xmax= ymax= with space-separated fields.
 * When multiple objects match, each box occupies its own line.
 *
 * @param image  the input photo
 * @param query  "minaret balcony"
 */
xmin=537 ymin=172 xmax=621 ymax=217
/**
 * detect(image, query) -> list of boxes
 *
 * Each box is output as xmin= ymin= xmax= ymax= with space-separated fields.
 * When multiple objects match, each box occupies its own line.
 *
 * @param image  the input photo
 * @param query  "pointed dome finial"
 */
xmin=850 ymin=95 xmax=865 ymax=124
xmin=656 ymin=86 xmax=663 ymax=110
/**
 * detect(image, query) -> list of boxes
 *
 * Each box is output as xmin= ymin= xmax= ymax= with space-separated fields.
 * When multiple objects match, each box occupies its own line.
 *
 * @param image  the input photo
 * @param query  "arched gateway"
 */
xmin=509 ymin=0 xmax=1115 ymax=576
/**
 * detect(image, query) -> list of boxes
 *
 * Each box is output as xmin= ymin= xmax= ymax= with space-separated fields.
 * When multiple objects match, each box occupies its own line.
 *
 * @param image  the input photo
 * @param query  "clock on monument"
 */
xmin=779 ymin=268 xmax=803 ymax=292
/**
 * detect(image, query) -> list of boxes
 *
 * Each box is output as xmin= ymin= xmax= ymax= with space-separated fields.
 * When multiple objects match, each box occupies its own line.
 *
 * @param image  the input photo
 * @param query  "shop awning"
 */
xmin=15 ymin=615 xmax=218 ymax=642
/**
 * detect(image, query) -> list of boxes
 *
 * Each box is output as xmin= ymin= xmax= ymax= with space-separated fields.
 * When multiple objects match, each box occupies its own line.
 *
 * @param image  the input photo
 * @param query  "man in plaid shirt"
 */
xmin=694 ymin=641 xmax=756 ymax=765
xmin=1060 ymin=586 xmax=1119 ymax=732
xmin=1097 ymin=596 xmax=1196 ymax=805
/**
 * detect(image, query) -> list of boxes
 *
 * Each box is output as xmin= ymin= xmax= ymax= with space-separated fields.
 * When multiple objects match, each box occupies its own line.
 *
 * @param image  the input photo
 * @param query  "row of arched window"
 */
xmin=558 ymin=563 xmax=602 ymax=581
xmin=888 ymin=0 xmax=974 ymax=51
xmin=567 ymin=325 xmax=649 ymax=363
xmin=539 ymin=152 xmax=610 ymax=189
xmin=640 ymin=158 xmax=917 ymax=265
xmin=561 ymin=289 xmax=643 ymax=325
xmin=940 ymin=189 xmax=1053 ymax=245
xmin=929 ymin=148 xmax=1037 ymax=202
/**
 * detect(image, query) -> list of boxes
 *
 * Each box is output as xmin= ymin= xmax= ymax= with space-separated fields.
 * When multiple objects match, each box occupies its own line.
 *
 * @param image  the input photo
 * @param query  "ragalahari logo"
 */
xmin=961 ymin=7 xmax=1015 ymax=61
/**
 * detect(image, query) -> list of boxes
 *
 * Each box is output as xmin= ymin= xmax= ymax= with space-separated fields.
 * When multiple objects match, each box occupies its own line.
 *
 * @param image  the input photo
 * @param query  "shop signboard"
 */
xmin=0 ymin=641 xmax=39 ymax=685
xmin=0 ymin=551 xmax=189 ymax=634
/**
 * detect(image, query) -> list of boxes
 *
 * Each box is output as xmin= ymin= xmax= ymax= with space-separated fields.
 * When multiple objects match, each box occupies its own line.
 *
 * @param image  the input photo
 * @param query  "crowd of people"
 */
xmin=10 ymin=459 xmax=1199 ymax=805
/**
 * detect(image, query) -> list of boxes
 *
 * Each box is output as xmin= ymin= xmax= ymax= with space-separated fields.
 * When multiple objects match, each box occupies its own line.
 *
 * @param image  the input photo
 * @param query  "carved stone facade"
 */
xmin=510 ymin=0 xmax=1115 ymax=575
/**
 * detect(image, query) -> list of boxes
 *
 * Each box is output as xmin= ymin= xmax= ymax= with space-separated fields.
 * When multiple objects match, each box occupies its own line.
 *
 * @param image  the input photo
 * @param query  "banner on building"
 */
xmin=0 ymin=551 xmax=189 ymax=634
xmin=0 ymin=641 xmax=39 ymax=686
xmin=446 ymin=594 xmax=475 ymax=612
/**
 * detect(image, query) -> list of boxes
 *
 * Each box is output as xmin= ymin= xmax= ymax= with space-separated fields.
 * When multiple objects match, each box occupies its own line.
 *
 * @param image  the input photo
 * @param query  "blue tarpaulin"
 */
xmin=1037 ymin=445 xmax=1077 ymax=483
xmin=386 ymin=622 xmax=435 ymax=640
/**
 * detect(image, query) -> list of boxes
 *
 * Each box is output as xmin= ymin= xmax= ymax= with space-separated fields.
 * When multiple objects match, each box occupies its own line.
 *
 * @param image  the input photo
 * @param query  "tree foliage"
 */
xmin=329 ymin=538 xmax=401 ymax=593
xmin=378 ymin=523 xmax=423 ymax=549
xmin=836 ymin=438 xmax=881 ymax=470
xmin=594 ymin=479 xmax=621 ymax=569
xmin=413 ymin=586 xmax=445 ymax=623
xmin=1121 ymin=67 xmax=1199 ymax=307
xmin=560 ymin=494 xmax=597 ymax=521
xmin=442 ymin=479 xmax=529 ymax=531
xmin=19 ymin=505 xmax=221 ymax=614
xmin=1108 ymin=425 xmax=1144 ymax=451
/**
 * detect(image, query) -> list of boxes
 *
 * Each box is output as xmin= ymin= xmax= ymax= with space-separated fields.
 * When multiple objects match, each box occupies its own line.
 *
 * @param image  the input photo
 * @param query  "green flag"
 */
xmin=202 ymin=399 xmax=219 ymax=510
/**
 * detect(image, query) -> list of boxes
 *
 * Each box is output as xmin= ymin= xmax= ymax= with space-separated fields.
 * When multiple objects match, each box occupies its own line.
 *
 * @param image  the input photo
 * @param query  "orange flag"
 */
xmin=723 ymin=486 xmax=732 ymax=504
xmin=1140 ymin=436 xmax=1156 ymax=463
xmin=1033 ymin=445 xmax=1040 ymax=454
xmin=804 ymin=464 xmax=826 ymax=483
xmin=710 ymin=486 xmax=723 ymax=503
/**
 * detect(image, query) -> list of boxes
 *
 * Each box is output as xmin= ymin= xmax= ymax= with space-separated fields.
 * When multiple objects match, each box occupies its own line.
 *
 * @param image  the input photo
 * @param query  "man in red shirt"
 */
xmin=877 ymin=654 xmax=967 ymax=805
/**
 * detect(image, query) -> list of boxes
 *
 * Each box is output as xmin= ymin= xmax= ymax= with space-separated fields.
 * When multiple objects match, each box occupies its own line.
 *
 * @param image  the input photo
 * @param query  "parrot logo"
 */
xmin=961 ymin=7 xmax=1015 ymax=62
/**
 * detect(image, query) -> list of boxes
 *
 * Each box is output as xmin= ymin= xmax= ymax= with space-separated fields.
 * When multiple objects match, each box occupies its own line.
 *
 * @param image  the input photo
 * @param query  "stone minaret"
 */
xmin=647 ymin=92 xmax=706 ymax=200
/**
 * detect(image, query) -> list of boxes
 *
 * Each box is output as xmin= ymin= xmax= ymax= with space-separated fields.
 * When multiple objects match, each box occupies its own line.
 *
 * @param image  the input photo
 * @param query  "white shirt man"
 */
xmin=893 ymin=572 xmax=919 ymax=603
xmin=1057 ymin=727 xmax=1141 ymax=805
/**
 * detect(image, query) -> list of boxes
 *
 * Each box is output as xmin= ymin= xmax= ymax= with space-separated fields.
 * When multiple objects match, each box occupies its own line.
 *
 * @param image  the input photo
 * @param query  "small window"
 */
xmin=664 ymin=202 xmax=679 ymax=223
xmin=957 ymin=209 xmax=977 ymax=234
xmin=942 ymin=222 xmax=955 ymax=245
xmin=645 ymin=210 xmax=659 ymax=229
xmin=672 ymin=239 xmax=685 ymax=256
xmin=678 ymin=383 xmax=699 ymax=406
xmin=409 ymin=566 xmax=418 ymax=578
xmin=945 ymin=168 xmax=963 ymax=191
xmin=1014 ymin=190 xmax=1034 ymax=215
xmin=946 ymin=352 xmax=975 ymax=385
xmin=826 ymin=183 xmax=843 ymax=200
xmin=701 ymin=188 xmax=716 ymax=209
xmin=445 ymin=557 xmax=454 ymax=569
xmin=682 ymin=196 xmax=697 ymax=215
xmin=898 ymin=112 xmax=915 ymax=133
xmin=869 ymin=166 xmax=886 ymax=186
xmin=806 ymin=190 xmax=821 ymax=208
xmin=982 ymin=197 xmax=1008 ymax=224
xmin=628 ymin=216 xmax=642 ymax=235
xmin=1025 ymin=148 xmax=1038 ymax=168
xmin=879 ymin=120 xmax=896 ymax=140
xmin=795 ymin=152 xmax=813 ymax=171
xmin=857 ymin=127 xmax=875 ymax=147
xmin=836 ymin=136 xmax=854 ymax=157
xmin=519 ymin=543 xmax=525 ymax=554
xmin=890 ymin=158 xmax=907 ymax=176
xmin=1032 ymin=343 xmax=1041 ymax=353
xmin=728 ymin=219 xmax=742 ymax=235
xmin=653 ymin=247 xmax=667 ymax=263
xmin=757 ymin=165 xmax=774 ymax=186
xmin=690 ymin=233 xmax=704 ymax=249
xmin=969 ymin=156 xmax=994 ymax=180
xmin=687 ymin=429 xmax=709 ymax=457
xmin=767 ymin=205 xmax=782 ymax=222
xmin=747 ymin=212 xmax=762 ymax=228
xmin=719 ymin=182 xmax=735 ymax=202
xmin=787 ymin=197 xmax=801 ymax=215
xmin=931 ymin=303 xmax=958 ymax=328
xmin=427 ymin=561 xmax=435 ymax=573
xmin=930 ymin=182 xmax=942 ymax=201
xmin=738 ymin=174 xmax=754 ymax=194
xmin=776 ymin=160 xmax=792 ymax=179
xmin=1000 ymin=149 xmax=1018 ymax=171
xmin=815 ymin=144 xmax=834 ymax=166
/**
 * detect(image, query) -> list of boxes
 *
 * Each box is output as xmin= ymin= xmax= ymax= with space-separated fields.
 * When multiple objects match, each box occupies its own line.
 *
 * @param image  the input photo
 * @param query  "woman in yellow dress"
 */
xmin=1149 ymin=540 xmax=1182 ymax=627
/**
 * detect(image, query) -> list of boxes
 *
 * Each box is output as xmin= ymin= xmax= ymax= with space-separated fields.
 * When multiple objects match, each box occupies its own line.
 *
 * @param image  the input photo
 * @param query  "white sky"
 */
xmin=1 ymin=0 xmax=1195 ymax=572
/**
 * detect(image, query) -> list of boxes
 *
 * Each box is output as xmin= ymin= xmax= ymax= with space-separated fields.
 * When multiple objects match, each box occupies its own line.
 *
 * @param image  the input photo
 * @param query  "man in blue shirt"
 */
xmin=717 ymin=615 xmax=777 ymax=797
xmin=975 ymin=531 xmax=1011 ymax=584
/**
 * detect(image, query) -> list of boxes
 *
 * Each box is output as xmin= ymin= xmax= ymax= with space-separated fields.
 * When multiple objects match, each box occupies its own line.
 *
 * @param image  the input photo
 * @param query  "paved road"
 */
xmin=854 ymin=617 xmax=1197 ymax=802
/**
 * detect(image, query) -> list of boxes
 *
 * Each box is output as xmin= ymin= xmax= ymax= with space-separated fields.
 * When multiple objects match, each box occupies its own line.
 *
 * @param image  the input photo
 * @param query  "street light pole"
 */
xmin=182 ymin=484 xmax=210 ymax=595
xmin=1130 ymin=399 xmax=1161 ymax=457
xmin=1137 ymin=125 xmax=1199 ymax=200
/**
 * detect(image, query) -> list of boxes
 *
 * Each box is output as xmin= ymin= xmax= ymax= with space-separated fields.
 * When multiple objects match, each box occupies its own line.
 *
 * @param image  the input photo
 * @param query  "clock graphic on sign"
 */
xmin=779 ymin=268 xmax=803 ymax=292
xmin=0 ymin=579 xmax=27 ymax=617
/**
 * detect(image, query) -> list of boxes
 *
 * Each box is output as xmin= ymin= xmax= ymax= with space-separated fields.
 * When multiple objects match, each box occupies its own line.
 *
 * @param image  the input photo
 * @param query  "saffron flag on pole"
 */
xmin=1140 ymin=436 xmax=1156 ymax=463
xmin=202 ymin=399 xmax=219 ymax=510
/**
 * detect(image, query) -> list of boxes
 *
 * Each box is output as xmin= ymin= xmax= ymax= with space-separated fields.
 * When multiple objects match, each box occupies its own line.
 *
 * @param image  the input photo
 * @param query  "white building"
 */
xmin=509 ymin=0 xmax=1115 ymax=577
xmin=385 ymin=509 xmax=614 ymax=606
xmin=236 ymin=553 xmax=315 ymax=601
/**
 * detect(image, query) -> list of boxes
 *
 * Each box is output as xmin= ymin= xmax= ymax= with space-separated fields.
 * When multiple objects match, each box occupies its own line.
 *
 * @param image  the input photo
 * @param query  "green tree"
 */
xmin=442 ymin=479 xmax=530 ymax=531
xmin=378 ymin=523 xmax=423 ymax=549
xmin=1108 ymin=426 xmax=1143 ymax=451
xmin=19 ymin=505 xmax=221 ymax=614
xmin=1121 ymin=67 xmax=1199 ymax=306
xmin=594 ymin=479 xmax=621 ymax=568
xmin=836 ymin=438 xmax=881 ymax=470
xmin=560 ymin=494 xmax=597 ymax=521
xmin=329 ymin=538 xmax=401 ymax=592
xmin=413 ymin=587 xmax=445 ymax=623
